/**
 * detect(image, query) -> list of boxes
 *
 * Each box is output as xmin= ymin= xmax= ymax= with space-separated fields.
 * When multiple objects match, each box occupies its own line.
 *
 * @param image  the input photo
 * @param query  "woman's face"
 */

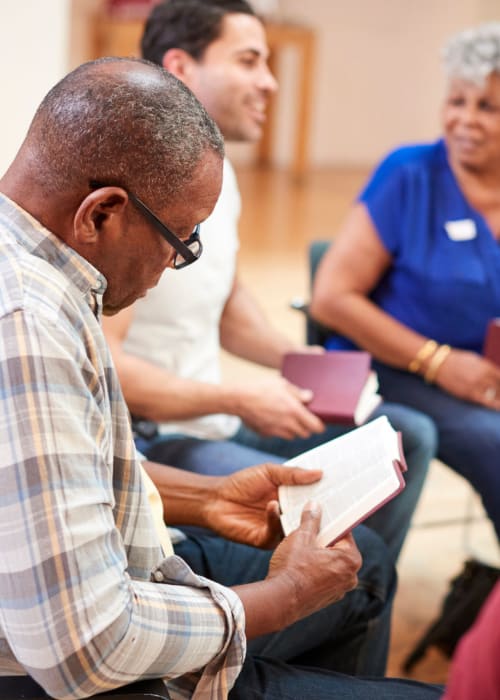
xmin=443 ymin=72 xmax=500 ymax=172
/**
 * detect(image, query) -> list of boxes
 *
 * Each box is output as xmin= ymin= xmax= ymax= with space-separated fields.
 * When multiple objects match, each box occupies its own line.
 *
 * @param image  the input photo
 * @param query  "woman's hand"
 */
xmin=434 ymin=348 xmax=500 ymax=409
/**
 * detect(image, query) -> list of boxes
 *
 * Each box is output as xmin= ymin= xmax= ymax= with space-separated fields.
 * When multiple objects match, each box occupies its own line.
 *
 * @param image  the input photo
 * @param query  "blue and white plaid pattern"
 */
xmin=0 ymin=195 xmax=245 ymax=699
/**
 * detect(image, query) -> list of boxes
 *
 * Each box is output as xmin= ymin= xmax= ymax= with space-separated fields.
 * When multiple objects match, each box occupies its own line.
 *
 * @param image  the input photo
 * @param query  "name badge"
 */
xmin=444 ymin=219 xmax=477 ymax=241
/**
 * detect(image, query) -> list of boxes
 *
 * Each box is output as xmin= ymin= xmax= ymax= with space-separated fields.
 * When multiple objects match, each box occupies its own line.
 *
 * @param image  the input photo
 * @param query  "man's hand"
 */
xmin=232 ymin=376 xmax=325 ymax=439
xmin=203 ymin=462 xmax=323 ymax=549
xmin=267 ymin=503 xmax=362 ymax=622
xmin=234 ymin=503 xmax=362 ymax=639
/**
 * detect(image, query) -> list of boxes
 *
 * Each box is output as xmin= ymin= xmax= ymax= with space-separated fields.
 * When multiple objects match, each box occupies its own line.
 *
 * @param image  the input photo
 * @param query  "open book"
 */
xmin=279 ymin=416 xmax=406 ymax=547
xmin=282 ymin=351 xmax=382 ymax=425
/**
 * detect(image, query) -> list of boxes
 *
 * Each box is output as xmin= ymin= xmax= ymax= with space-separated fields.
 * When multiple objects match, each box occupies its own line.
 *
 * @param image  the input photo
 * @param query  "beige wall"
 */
xmin=271 ymin=0 xmax=500 ymax=167
xmin=0 ymin=0 xmax=499 ymax=173
xmin=0 ymin=0 xmax=70 ymax=173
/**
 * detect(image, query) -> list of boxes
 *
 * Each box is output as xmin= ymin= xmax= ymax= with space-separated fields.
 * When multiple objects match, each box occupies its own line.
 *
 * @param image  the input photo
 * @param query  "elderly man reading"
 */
xmin=0 ymin=57 xmax=442 ymax=699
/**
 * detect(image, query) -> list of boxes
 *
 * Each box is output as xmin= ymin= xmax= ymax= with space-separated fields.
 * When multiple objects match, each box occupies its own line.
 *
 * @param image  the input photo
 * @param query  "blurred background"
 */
xmin=0 ymin=0 xmax=498 ymax=172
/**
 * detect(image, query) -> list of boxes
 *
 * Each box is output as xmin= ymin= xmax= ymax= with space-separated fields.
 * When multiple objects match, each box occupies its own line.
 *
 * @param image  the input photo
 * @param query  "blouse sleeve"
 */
xmin=358 ymin=147 xmax=411 ymax=255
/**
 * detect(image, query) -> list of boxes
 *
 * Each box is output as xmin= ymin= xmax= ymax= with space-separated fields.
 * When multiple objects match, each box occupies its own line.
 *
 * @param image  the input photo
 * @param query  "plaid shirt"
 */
xmin=0 ymin=194 xmax=245 ymax=699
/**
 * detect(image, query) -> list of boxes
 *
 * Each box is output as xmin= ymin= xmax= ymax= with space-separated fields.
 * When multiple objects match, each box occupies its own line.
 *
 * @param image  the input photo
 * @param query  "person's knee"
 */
xmin=352 ymin=525 xmax=396 ymax=604
xmin=384 ymin=405 xmax=438 ymax=463
xmin=409 ymin=412 xmax=438 ymax=460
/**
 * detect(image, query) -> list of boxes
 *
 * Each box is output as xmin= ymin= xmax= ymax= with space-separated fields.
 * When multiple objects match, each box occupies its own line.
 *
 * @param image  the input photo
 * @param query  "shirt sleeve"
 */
xmin=0 ymin=309 xmax=245 ymax=699
xmin=358 ymin=147 xmax=409 ymax=255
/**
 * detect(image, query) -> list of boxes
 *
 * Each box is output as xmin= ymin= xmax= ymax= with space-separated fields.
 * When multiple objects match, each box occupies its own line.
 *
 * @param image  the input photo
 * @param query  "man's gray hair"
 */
xmin=443 ymin=22 xmax=500 ymax=86
xmin=24 ymin=57 xmax=224 ymax=206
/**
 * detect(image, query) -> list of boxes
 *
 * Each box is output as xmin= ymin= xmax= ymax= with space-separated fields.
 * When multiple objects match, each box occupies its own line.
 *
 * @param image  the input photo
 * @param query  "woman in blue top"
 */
xmin=311 ymin=22 xmax=500 ymax=540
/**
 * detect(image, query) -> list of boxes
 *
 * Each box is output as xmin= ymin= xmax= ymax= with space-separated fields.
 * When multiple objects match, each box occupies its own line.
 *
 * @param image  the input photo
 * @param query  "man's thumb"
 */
xmin=299 ymin=500 xmax=322 ymax=534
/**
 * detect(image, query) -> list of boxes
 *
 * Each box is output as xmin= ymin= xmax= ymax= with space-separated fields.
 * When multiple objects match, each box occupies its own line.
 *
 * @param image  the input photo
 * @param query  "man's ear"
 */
xmin=73 ymin=188 xmax=128 ymax=246
xmin=162 ymin=48 xmax=198 ymax=83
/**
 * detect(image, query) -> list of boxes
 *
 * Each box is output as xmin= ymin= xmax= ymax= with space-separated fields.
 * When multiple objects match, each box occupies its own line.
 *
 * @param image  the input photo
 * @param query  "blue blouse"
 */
xmin=325 ymin=139 xmax=500 ymax=354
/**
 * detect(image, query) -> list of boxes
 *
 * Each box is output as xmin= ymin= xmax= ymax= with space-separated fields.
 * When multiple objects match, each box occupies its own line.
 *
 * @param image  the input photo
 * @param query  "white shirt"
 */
xmin=124 ymin=159 xmax=242 ymax=439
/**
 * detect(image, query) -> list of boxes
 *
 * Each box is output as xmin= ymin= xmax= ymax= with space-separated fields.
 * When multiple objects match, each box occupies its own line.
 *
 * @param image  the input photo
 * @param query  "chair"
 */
xmin=289 ymin=239 xmax=332 ymax=345
xmin=0 ymin=675 xmax=170 ymax=699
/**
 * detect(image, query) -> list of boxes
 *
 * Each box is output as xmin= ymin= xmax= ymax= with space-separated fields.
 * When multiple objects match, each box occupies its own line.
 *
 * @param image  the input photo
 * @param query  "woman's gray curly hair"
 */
xmin=443 ymin=22 xmax=500 ymax=86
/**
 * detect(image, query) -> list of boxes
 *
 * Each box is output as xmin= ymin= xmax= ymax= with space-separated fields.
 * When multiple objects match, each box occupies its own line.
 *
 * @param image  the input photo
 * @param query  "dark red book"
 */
xmin=483 ymin=319 xmax=500 ymax=367
xmin=282 ymin=351 xmax=381 ymax=426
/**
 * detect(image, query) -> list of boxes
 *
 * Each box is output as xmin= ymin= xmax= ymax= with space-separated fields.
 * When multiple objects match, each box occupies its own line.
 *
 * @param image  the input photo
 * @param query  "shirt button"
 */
xmin=153 ymin=570 xmax=165 ymax=582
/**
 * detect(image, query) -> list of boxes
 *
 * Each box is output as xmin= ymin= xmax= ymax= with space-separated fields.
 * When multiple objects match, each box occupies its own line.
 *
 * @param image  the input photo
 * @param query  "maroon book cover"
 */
xmin=483 ymin=319 xmax=500 ymax=367
xmin=281 ymin=351 xmax=381 ymax=426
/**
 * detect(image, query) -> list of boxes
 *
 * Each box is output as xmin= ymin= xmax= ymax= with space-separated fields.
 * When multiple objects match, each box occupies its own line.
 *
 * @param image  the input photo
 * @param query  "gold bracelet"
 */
xmin=424 ymin=344 xmax=451 ymax=384
xmin=408 ymin=339 xmax=438 ymax=373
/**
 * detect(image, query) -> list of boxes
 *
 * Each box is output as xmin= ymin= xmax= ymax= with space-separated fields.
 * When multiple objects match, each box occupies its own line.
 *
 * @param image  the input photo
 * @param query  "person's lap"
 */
xmin=141 ymin=431 xmax=281 ymax=475
xmin=175 ymin=526 xmax=443 ymax=699
xmin=374 ymin=362 xmax=500 ymax=539
xmin=229 ymin=658 xmax=443 ymax=699
xmin=175 ymin=524 xmax=395 ymax=676
xmin=233 ymin=402 xmax=437 ymax=561
xmin=141 ymin=402 xmax=437 ymax=561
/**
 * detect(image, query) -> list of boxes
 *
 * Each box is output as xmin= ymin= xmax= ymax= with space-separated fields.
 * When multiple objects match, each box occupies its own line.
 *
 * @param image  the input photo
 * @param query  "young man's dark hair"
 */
xmin=141 ymin=0 xmax=256 ymax=65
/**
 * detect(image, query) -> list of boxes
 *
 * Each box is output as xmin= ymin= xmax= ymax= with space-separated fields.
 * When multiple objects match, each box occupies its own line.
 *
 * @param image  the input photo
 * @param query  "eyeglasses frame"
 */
xmin=89 ymin=180 xmax=202 ymax=269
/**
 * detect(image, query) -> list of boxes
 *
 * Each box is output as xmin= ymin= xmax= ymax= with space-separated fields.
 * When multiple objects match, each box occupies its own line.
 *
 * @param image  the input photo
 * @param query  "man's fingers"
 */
xmin=296 ymin=387 xmax=314 ymax=403
xmin=298 ymin=501 xmax=323 ymax=536
xmin=287 ymin=406 xmax=325 ymax=436
xmin=283 ymin=378 xmax=313 ymax=403
xmin=330 ymin=532 xmax=357 ymax=551
xmin=265 ymin=500 xmax=284 ymax=547
xmin=269 ymin=465 xmax=323 ymax=486
xmin=328 ymin=532 xmax=362 ymax=571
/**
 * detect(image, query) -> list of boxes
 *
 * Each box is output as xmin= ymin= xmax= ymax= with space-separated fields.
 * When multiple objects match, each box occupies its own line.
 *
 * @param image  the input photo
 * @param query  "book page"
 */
xmin=279 ymin=416 xmax=404 ymax=547
xmin=354 ymin=371 xmax=382 ymax=424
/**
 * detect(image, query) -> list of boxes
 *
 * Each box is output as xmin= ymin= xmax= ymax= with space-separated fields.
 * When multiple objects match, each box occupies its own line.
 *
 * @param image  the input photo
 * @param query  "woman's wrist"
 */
xmin=408 ymin=339 xmax=438 ymax=374
xmin=424 ymin=344 xmax=451 ymax=383
xmin=407 ymin=338 xmax=452 ymax=382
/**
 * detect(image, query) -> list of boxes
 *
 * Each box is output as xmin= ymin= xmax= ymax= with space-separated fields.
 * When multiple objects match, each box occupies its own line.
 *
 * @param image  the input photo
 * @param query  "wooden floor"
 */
xmin=225 ymin=161 xmax=500 ymax=685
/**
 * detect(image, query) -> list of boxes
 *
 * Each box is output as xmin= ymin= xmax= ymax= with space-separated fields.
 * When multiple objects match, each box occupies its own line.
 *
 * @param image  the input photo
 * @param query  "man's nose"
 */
xmin=260 ymin=63 xmax=278 ymax=94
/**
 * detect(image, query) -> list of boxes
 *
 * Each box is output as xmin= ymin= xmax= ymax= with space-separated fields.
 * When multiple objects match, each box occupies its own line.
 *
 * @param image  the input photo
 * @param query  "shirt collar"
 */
xmin=0 ymin=193 xmax=107 ymax=317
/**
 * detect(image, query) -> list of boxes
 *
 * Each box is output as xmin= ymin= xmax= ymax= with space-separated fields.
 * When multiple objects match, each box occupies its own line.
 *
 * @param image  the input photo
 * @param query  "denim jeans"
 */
xmin=230 ymin=660 xmax=443 ymax=699
xmin=374 ymin=362 xmax=500 ymax=540
xmin=175 ymin=524 xmax=393 ymax=676
xmin=142 ymin=402 xmax=436 ymax=562
xmin=174 ymin=526 xmax=443 ymax=699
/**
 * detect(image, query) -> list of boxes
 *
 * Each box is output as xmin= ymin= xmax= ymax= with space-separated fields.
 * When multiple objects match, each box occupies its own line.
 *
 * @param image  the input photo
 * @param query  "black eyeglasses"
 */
xmin=89 ymin=180 xmax=203 ymax=269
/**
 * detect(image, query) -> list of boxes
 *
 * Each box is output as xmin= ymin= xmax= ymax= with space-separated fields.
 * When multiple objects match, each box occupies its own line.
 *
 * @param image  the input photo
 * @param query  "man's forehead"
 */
xmin=211 ymin=12 xmax=269 ymax=58
xmin=163 ymin=151 xmax=223 ymax=223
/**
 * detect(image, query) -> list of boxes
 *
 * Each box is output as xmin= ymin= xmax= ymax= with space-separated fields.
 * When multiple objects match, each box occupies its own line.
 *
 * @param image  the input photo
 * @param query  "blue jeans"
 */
xmin=174 ymin=526 xmax=443 ymax=699
xmin=374 ymin=362 xmax=500 ymax=540
xmin=141 ymin=403 xmax=436 ymax=562
xmin=230 ymin=659 xmax=443 ymax=699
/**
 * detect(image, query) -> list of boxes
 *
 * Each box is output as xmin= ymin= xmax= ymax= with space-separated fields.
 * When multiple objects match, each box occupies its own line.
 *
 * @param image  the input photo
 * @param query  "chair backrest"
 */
xmin=0 ymin=676 xmax=171 ymax=699
xmin=306 ymin=240 xmax=332 ymax=346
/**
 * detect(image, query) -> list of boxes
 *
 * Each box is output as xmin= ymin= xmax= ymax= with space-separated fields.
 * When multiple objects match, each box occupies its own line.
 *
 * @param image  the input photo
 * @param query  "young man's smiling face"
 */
xmin=175 ymin=12 xmax=278 ymax=143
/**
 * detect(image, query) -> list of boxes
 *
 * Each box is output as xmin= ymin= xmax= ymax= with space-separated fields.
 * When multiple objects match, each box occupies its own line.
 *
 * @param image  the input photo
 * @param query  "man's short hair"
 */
xmin=24 ymin=57 xmax=224 ymax=206
xmin=142 ymin=0 xmax=256 ymax=66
